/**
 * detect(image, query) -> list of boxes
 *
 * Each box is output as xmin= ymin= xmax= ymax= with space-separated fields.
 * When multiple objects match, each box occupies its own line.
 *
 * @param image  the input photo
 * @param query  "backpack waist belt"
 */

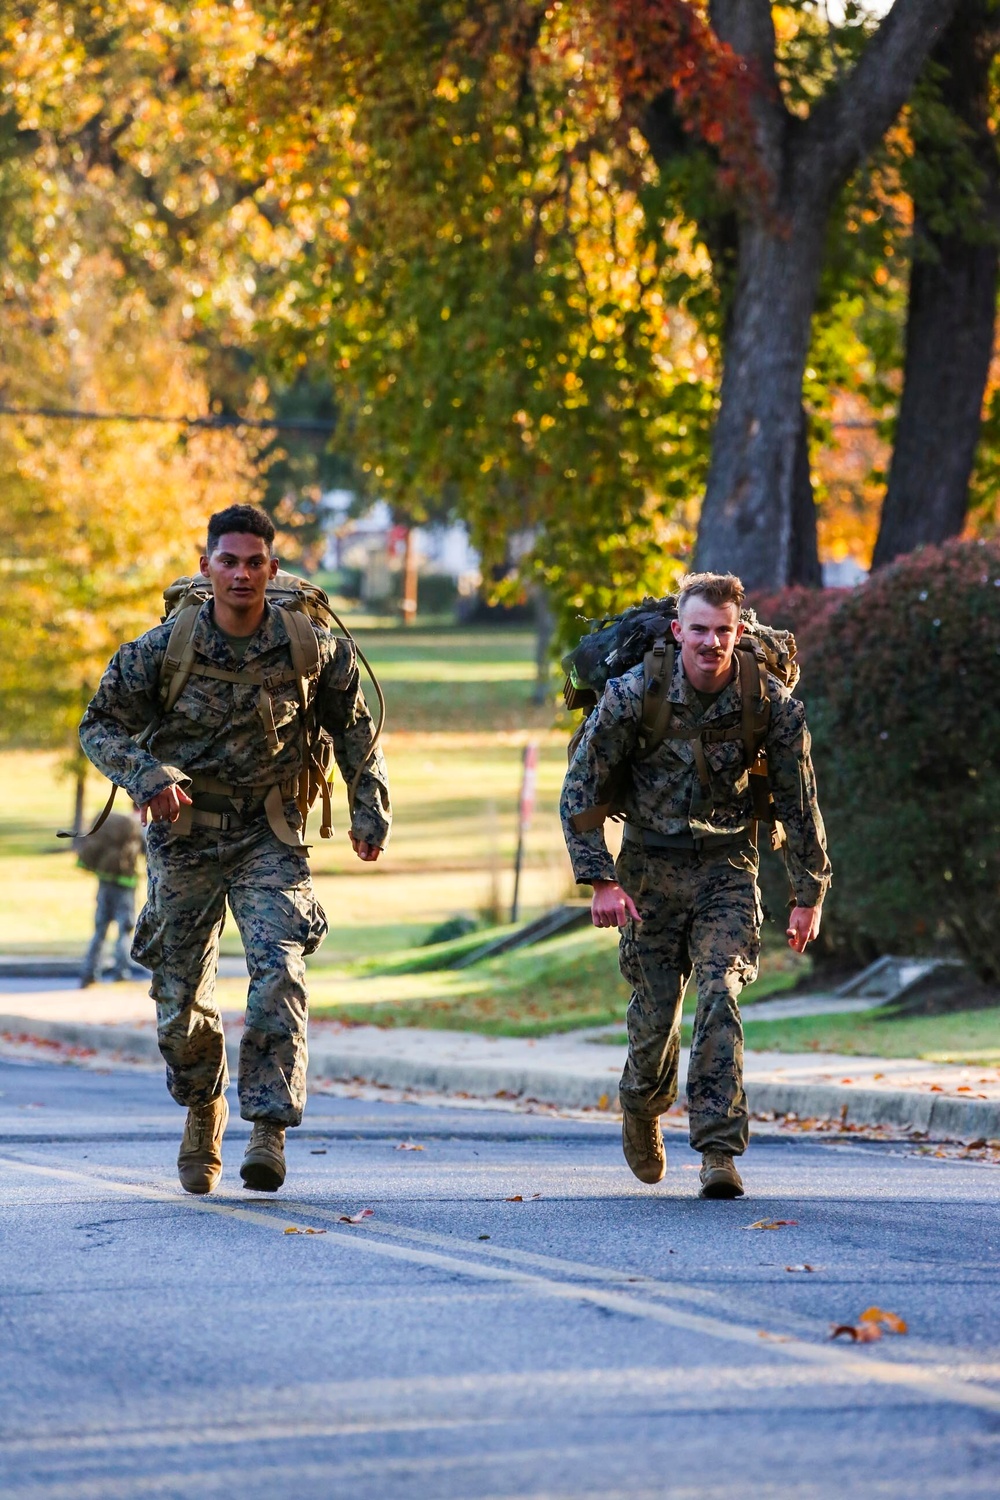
xmin=622 ymin=823 xmax=751 ymax=854
xmin=173 ymin=773 xmax=305 ymax=846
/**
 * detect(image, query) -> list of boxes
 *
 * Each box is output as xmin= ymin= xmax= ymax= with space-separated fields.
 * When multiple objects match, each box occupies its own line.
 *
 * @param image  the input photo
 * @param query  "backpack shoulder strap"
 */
xmin=278 ymin=604 xmax=321 ymax=686
xmin=272 ymin=605 xmax=321 ymax=825
xmin=159 ymin=602 xmax=202 ymax=714
xmin=638 ymin=639 xmax=676 ymax=758
xmin=738 ymin=644 xmax=777 ymax=829
xmin=737 ymin=643 xmax=771 ymax=759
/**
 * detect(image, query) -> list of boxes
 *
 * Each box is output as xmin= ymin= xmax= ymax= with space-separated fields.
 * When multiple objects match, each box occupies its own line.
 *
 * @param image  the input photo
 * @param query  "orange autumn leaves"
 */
xmin=831 ymin=1307 xmax=909 ymax=1344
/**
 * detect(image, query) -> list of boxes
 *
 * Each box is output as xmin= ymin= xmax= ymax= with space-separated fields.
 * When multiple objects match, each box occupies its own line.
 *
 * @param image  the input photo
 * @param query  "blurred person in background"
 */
xmin=75 ymin=806 xmax=145 ymax=987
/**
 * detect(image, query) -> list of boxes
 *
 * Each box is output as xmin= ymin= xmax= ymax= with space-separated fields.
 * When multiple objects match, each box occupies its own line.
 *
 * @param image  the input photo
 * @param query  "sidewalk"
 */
xmin=1 ymin=977 xmax=998 ymax=1139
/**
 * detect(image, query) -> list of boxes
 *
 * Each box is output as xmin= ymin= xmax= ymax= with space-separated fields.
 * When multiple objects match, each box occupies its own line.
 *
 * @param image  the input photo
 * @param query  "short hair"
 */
xmin=206 ymin=504 xmax=275 ymax=555
xmin=677 ymin=571 xmax=745 ymax=616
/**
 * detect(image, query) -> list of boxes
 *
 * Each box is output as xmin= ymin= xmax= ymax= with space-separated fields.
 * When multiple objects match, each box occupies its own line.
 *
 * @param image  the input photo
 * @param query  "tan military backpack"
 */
xmin=62 ymin=571 xmax=384 ymax=847
xmin=563 ymin=597 xmax=799 ymax=849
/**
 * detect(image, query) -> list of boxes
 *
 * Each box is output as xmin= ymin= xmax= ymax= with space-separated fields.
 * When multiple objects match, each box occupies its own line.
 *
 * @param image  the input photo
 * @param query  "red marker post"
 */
xmin=510 ymin=740 xmax=539 ymax=924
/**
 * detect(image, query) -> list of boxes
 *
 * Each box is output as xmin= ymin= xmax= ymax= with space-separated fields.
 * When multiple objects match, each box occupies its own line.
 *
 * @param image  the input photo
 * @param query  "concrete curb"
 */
xmin=0 ymin=1014 xmax=163 ymax=1064
xmin=3 ymin=1014 xmax=998 ymax=1140
xmin=305 ymin=1045 xmax=1000 ymax=1139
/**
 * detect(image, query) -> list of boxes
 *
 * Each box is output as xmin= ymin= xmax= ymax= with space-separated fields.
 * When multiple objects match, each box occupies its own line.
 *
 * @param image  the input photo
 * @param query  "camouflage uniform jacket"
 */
xmin=560 ymin=653 xmax=830 ymax=907
xmin=79 ymin=600 xmax=391 ymax=848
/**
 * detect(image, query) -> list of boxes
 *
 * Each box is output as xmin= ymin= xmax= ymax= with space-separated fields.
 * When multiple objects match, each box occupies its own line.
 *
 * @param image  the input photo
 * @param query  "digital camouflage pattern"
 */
xmin=559 ymin=652 xmax=829 ymax=904
xmin=134 ymin=818 xmax=327 ymax=1124
xmin=560 ymin=652 xmax=830 ymax=1142
xmin=616 ymin=838 xmax=758 ymax=1153
xmin=79 ymin=600 xmax=391 ymax=850
xmin=79 ymin=599 xmax=391 ymax=1124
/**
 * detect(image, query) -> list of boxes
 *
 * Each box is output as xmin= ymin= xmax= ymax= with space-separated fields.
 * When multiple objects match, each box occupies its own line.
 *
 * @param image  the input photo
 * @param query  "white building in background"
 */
xmin=319 ymin=491 xmax=481 ymax=605
xmin=821 ymin=557 xmax=868 ymax=588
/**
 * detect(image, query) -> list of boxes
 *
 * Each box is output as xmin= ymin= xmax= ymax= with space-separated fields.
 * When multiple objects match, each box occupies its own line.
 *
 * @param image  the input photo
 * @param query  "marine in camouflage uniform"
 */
xmin=560 ymin=631 xmax=829 ymax=1173
xmin=79 ymin=595 xmax=391 ymax=1131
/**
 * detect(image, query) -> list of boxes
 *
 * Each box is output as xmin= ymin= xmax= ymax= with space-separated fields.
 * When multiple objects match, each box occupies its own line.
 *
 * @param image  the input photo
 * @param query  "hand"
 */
xmin=350 ymin=831 xmax=382 ymax=863
xmin=140 ymin=784 xmax=193 ymax=826
xmin=591 ymin=880 xmax=642 ymax=929
xmin=786 ymin=905 xmax=821 ymax=954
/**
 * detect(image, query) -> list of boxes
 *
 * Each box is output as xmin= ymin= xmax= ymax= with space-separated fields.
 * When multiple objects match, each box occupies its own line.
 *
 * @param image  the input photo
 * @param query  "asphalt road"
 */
xmin=0 ymin=1057 xmax=998 ymax=1500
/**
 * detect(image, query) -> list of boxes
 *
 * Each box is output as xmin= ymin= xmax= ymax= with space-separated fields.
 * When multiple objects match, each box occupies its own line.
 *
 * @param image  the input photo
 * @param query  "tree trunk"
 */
xmin=873 ymin=3 xmax=1000 ymax=568
xmin=694 ymin=211 xmax=829 ymax=587
xmin=400 ymin=526 xmax=418 ymax=625
xmin=72 ymin=762 xmax=86 ymax=838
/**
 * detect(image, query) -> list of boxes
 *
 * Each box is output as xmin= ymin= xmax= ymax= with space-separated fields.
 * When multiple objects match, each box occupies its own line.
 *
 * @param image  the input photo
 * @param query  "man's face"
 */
xmin=670 ymin=597 xmax=744 ymax=683
xmin=200 ymin=531 xmax=277 ymax=614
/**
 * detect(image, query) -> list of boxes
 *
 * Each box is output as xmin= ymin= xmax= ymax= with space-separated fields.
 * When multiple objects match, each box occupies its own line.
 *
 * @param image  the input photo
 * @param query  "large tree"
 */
xmin=244 ymin=1 xmax=963 ymax=614
xmin=873 ymin=0 xmax=1000 ymax=567
xmin=690 ymin=0 xmax=958 ymax=585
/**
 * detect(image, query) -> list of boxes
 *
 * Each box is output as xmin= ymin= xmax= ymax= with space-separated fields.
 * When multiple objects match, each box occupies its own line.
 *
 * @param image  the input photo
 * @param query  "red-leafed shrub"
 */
xmin=748 ymin=586 xmax=846 ymax=668
xmin=797 ymin=540 xmax=1000 ymax=982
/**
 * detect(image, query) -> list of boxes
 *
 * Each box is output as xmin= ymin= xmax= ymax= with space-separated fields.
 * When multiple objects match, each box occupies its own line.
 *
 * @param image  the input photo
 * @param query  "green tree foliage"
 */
xmin=0 ymin=2 xmax=275 ymax=749
xmin=238 ymin=0 xmax=764 ymax=632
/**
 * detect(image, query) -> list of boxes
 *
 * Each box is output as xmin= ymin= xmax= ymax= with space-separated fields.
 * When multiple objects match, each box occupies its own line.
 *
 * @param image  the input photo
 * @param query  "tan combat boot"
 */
xmin=699 ymin=1151 xmax=744 ymax=1199
xmin=240 ymin=1122 xmax=287 ymax=1192
xmin=177 ymin=1095 xmax=229 ymax=1195
xmin=621 ymin=1108 xmax=666 ymax=1184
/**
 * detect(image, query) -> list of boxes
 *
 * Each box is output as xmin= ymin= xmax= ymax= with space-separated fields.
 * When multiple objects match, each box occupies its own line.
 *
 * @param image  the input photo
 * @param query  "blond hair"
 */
xmin=677 ymin=571 xmax=745 ymax=616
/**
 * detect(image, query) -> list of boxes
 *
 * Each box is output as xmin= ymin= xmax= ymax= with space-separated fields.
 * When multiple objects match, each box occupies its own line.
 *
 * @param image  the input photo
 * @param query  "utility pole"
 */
xmin=400 ymin=526 xmax=418 ymax=626
xmin=510 ymin=741 xmax=539 ymax=924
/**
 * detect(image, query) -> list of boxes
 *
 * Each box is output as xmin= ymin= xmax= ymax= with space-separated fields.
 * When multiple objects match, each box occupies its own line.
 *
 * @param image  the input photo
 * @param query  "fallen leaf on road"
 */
xmin=478 ymin=1234 xmax=490 ymax=1240
xmin=395 ymin=1142 xmax=425 ymax=1151
xmin=310 ymin=1149 xmax=327 ymax=1155
xmin=831 ymin=1322 xmax=882 ymax=1343
xmin=929 ymin=1085 xmax=944 ymax=1093
xmin=757 ymin=1331 xmax=793 ymax=1343
xmin=785 ymin=1264 xmax=815 ymax=1273
xmin=505 ymin=1195 xmax=524 ymax=1202
xmin=284 ymin=1227 xmax=327 ymax=1236
xmin=830 ymin=1306 xmax=907 ymax=1342
xmin=597 ymin=1094 xmax=610 ymax=1110
xmin=743 ymin=1219 xmax=799 ymax=1231
xmin=531 ymin=1193 xmax=542 ymax=1199
xmin=860 ymin=1306 xmax=908 ymax=1335
xmin=338 ymin=1209 xmax=374 ymax=1224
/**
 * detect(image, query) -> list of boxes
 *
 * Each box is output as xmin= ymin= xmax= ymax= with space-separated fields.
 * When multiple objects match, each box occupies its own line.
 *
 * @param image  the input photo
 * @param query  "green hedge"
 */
xmin=757 ymin=542 xmax=1000 ymax=983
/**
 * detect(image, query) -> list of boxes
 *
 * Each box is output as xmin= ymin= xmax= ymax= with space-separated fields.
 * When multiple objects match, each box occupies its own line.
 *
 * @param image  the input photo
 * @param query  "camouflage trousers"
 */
xmin=133 ymin=816 xmax=328 ymax=1126
xmin=615 ymin=837 xmax=761 ymax=1155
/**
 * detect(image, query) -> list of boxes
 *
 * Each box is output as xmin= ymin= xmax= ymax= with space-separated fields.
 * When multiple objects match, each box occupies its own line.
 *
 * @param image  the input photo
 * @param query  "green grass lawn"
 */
xmin=359 ymin=625 xmax=560 ymax=733
xmin=593 ymin=1006 xmax=1000 ymax=1066
xmin=302 ymin=923 xmax=810 ymax=1037
xmin=308 ymin=926 xmax=625 ymax=1036
xmin=737 ymin=1007 xmax=1000 ymax=1066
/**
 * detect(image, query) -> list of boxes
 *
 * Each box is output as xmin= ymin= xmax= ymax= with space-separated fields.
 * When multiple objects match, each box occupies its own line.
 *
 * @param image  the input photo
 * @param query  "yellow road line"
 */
xmin=3 ymin=1153 xmax=1000 ymax=1416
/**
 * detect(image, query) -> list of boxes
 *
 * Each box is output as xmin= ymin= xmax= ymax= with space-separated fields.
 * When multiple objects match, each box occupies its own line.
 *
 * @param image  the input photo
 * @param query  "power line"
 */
xmin=0 ymin=403 xmax=335 ymax=433
xmin=0 ymin=400 xmax=883 ymax=433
